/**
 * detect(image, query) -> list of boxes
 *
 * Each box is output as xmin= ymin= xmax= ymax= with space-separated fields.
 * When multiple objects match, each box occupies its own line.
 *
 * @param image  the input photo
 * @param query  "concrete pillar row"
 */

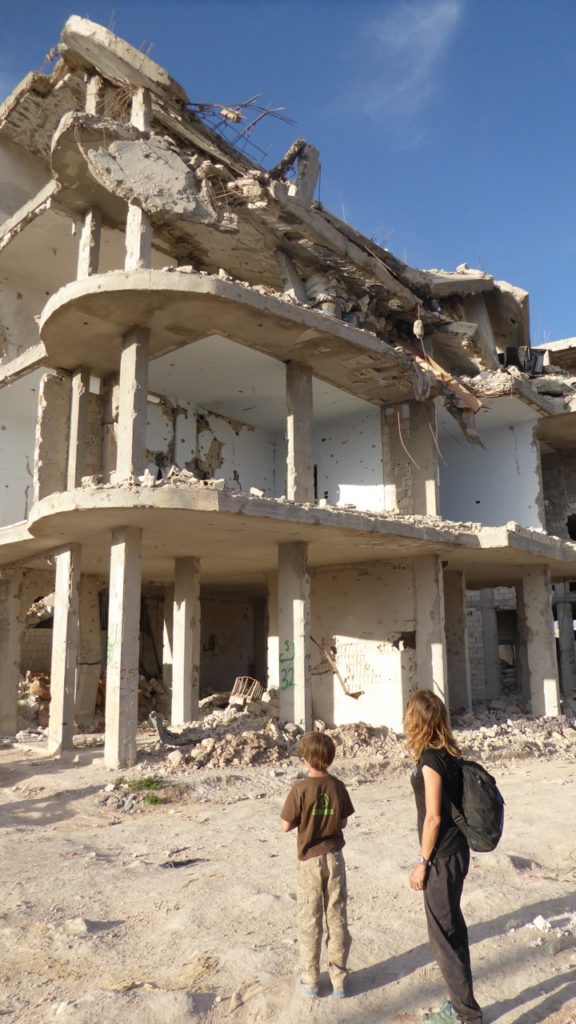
xmin=104 ymin=526 xmax=143 ymax=768
xmin=479 ymin=590 xmax=501 ymax=700
xmin=267 ymin=572 xmax=280 ymax=690
xmin=285 ymin=362 xmax=314 ymax=503
xmin=75 ymin=576 xmax=103 ymax=728
xmin=518 ymin=566 xmax=560 ymax=717
xmin=278 ymin=542 xmax=312 ymax=729
xmin=554 ymin=582 xmax=576 ymax=695
xmin=162 ymin=583 xmax=174 ymax=710
xmin=414 ymin=554 xmax=447 ymax=701
xmin=48 ymin=545 xmax=81 ymax=756
xmin=67 ymin=366 xmax=91 ymax=489
xmin=0 ymin=569 xmax=24 ymax=736
xmin=443 ymin=570 xmax=472 ymax=710
xmin=116 ymin=327 xmax=150 ymax=481
xmin=171 ymin=558 xmax=201 ymax=726
xmin=125 ymin=87 xmax=152 ymax=272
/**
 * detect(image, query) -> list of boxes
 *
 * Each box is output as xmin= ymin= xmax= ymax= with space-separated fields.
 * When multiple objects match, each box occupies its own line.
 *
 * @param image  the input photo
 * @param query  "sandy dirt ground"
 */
xmin=1 ymin=739 xmax=575 ymax=1024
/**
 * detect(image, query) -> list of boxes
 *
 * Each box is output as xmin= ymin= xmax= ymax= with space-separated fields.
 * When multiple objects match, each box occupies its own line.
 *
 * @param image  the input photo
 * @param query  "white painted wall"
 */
xmin=314 ymin=409 xmax=384 ymax=512
xmin=439 ymin=416 xmax=544 ymax=528
xmin=310 ymin=561 xmax=415 ymax=731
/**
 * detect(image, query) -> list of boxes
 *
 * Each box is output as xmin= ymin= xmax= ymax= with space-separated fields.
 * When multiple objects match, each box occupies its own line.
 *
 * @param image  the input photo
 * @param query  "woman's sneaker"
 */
xmin=423 ymin=1002 xmax=464 ymax=1024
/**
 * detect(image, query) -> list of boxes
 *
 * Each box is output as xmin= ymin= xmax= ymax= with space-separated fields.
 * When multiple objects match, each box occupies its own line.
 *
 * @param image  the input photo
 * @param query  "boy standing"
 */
xmin=280 ymin=731 xmax=354 ymax=999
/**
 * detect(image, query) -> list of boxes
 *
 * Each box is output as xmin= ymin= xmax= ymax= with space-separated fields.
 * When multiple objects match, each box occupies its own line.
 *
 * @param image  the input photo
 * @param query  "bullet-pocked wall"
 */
xmin=310 ymin=561 xmax=416 ymax=731
xmin=314 ymin=409 xmax=384 ymax=511
xmin=438 ymin=398 xmax=545 ymax=528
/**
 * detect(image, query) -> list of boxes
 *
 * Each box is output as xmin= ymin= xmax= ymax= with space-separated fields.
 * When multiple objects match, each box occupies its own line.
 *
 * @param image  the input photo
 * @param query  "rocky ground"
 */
xmin=1 ymin=695 xmax=576 ymax=1023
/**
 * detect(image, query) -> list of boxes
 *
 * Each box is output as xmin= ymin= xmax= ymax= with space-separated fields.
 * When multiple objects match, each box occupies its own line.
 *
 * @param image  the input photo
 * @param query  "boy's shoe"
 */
xmin=331 ymin=977 xmax=347 ymax=999
xmin=423 ymin=1002 xmax=464 ymax=1024
xmin=299 ymin=980 xmax=318 ymax=998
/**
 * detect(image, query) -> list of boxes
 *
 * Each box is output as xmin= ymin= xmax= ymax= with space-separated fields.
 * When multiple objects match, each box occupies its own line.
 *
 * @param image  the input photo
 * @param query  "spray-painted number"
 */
xmin=279 ymin=639 xmax=295 ymax=689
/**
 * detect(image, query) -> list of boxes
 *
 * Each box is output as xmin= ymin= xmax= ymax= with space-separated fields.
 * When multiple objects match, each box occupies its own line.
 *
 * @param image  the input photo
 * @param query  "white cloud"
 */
xmin=357 ymin=0 xmax=465 ymax=124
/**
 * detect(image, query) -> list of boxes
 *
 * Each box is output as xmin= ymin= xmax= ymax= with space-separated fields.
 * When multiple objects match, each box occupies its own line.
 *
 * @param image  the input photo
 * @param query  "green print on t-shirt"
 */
xmin=312 ymin=793 xmax=335 ymax=817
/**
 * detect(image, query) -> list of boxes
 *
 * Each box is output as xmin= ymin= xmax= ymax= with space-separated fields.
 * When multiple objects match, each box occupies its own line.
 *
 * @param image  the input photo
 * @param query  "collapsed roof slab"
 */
xmin=59 ymin=15 xmax=189 ymax=106
xmin=50 ymin=112 xmax=277 ymax=282
xmin=39 ymin=269 xmax=420 ymax=404
xmin=19 ymin=486 xmax=576 ymax=586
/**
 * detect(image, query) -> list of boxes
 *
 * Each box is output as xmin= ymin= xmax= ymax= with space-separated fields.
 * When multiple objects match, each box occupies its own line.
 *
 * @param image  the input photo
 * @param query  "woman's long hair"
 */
xmin=404 ymin=689 xmax=462 ymax=762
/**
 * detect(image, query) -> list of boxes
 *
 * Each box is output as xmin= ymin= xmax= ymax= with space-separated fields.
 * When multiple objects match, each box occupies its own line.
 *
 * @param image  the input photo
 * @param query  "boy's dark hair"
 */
xmin=298 ymin=731 xmax=336 ymax=771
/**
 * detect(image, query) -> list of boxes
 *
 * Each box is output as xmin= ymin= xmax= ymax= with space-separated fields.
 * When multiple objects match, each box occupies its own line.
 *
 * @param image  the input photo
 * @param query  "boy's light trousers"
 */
xmin=297 ymin=850 xmax=351 ymax=988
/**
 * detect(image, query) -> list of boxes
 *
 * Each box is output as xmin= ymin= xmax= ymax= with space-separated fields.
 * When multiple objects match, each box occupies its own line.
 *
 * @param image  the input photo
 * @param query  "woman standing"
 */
xmin=405 ymin=689 xmax=482 ymax=1024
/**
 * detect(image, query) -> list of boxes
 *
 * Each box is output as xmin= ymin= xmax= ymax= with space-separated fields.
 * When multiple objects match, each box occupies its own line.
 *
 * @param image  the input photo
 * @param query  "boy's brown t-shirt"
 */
xmin=280 ymin=774 xmax=355 ymax=861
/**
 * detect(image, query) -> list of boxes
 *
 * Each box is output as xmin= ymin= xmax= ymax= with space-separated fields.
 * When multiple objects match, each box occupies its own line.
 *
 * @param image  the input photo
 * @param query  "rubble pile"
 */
xmin=453 ymin=700 xmax=576 ymax=763
xmin=17 ymin=672 xmax=51 ymax=730
xmin=16 ymin=671 xmax=170 ymax=736
xmin=150 ymin=694 xmax=576 ymax=774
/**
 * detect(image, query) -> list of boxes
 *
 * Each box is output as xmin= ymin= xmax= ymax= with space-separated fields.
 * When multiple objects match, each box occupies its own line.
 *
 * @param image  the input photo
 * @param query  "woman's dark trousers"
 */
xmin=424 ymin=848 xmax=482 ymax=1024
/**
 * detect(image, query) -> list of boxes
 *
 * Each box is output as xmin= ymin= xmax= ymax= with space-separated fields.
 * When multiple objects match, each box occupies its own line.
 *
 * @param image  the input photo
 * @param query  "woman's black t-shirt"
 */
xmin=410 ymin=747 xmax=468 ymax=858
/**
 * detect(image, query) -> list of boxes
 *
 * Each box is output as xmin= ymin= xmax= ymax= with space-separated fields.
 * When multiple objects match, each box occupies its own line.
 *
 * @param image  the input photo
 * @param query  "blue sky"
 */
xmin=1 ymin=0 xmax=576 ymax=343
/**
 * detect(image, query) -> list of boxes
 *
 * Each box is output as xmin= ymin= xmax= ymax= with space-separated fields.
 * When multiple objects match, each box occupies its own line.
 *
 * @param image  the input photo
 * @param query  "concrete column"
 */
xmin=104 ymin=527 xmax=142 ymax=768
xmin=172 ymin=558 xmax=200 ymax=725
xmin=48 ymin=545 xmax=81 ymax=755
xmin=0 ymin=570 xmax=24 ymax=736
xmin=278 ymin=542 xmax=312 ymax=728
xmin=75 ymin=576 xmax=102 ymax=727
xmin=77 ymin=208 xmax=102 ymax=280
xmin=125 ymin=88 xmax=152 ymax=272
xmin=414 ymin=555 xmax=447 ymax=700
xmin=554 ymin=582 xmax=576 ymax=695
xmin=162 ymin=583 xmax=174 ymax=704
xmin=116 ymin=327 xmax=149 ymax=481
xmin=514 ymin=585 xmax=531 ymax=705
xmin=85 ymin=74 xmax=105 ymax=116
xmin=286 ymin=362 xmax=314 ymax=503
xmin=267 ymin=572 xmax=279 ymax=689
xmin=382 ymin=400 xmax=439 ymax=515
xmin=67 ymin=367 xmax=91 ymax=489
xmin=443 ymin=570 xmax=472 ymax=710
xmin=518 ymin=566 xmax=560 ymax=716
xmin=479 ymin=590 xmax=501 ymax=700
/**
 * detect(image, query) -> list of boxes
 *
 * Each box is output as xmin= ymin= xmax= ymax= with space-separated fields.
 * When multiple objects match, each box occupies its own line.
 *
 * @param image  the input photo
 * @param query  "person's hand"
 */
xmin=408 ymin=862 xmax=427 ymax=891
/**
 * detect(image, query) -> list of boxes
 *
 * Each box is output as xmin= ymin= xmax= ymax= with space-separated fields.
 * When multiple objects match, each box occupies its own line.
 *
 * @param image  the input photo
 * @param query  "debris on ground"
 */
xmin=11 ymin=689 xmax=576 ymax=774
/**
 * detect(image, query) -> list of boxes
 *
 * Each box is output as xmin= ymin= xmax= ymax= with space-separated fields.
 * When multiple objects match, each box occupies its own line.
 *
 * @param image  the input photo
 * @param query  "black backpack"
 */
xmin=449 ymin=760 xmax=505 ymax=852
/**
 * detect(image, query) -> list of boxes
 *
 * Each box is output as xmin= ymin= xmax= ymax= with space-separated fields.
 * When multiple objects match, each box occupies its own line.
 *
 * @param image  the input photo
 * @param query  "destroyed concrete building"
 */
xmin=1 ymin=16 xmax=576 ymax=768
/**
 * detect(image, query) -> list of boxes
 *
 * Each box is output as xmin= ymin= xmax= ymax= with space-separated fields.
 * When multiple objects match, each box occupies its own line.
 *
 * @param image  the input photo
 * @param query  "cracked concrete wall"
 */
xmin=0 ymin=275 xmax=53 ymax=363
xmin=195 ymin=409 xmax=276 ymax=494
xmin=314 ymin=409 xmax=384 ymax=512
xmin=440 ymin=420 xmax=544 ymax=528
xmin=0 ymin=369 xmax=44 ymax=525
xmin=541 ymin=450 xmax=576 ymax=540
xmin=0 ymin=137 xmax=49 ymax=224
xmin=310 ymin=561 xmax=416 ymax=731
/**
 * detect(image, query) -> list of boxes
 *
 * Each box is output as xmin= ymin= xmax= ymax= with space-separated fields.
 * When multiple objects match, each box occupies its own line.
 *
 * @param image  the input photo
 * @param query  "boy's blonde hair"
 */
xmin=298 ymin=731 xmax=336 ymax=771
xmin=404 ymin=689 xmax=462 ymax=762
